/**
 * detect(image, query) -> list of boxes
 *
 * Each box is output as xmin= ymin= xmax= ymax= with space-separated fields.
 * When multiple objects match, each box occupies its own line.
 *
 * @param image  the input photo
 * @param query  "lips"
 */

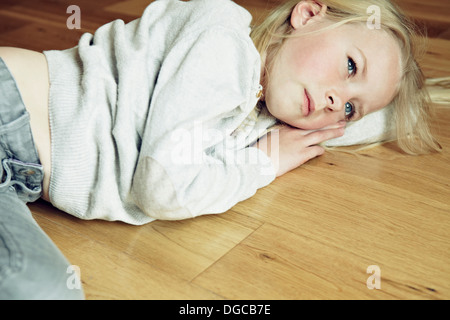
xmin=303 ymin=89 xmax=314 ymax=117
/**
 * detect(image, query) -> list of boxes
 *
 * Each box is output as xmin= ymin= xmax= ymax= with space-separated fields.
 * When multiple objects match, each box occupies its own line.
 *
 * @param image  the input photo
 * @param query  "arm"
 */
xmin=131 ymin=28 xmax=274 ymax=220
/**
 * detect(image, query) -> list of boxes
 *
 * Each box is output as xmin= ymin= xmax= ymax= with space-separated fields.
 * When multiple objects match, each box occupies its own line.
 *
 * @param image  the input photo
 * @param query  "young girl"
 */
xmin=0 ymin=0 xmax=440 ymax=299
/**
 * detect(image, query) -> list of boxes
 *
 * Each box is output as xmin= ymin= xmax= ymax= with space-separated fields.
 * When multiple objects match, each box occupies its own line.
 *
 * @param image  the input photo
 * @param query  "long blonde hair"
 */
xmin=250 ymin=0 xmax=442 ymax=155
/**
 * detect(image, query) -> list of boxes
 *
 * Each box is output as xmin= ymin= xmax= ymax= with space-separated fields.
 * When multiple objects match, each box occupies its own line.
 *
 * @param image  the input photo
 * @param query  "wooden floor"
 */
xmin=1 ymin=0 xmax=449 ymax=300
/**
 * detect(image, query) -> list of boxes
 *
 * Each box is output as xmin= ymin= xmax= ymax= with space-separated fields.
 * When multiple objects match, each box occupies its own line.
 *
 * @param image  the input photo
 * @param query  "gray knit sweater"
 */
xmin=44 ymin=0 xmax=396 ymax=224
xmin=44 ymin=0 xmax=276 ymax=224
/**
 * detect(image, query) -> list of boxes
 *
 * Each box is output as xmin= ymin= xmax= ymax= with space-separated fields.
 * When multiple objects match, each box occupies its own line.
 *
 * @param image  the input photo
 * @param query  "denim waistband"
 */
xmin=0 ymin=57 xmax=44 ymax=203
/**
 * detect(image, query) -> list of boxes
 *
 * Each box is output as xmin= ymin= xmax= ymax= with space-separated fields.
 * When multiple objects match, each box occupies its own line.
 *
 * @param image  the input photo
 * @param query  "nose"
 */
xmin=325 ymin=89 xmax=345 ymax=113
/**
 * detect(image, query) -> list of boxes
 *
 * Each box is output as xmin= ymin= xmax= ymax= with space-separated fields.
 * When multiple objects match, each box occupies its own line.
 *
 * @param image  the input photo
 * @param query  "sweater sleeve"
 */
xmin=130 ymin=28 xmax=276 ymax=220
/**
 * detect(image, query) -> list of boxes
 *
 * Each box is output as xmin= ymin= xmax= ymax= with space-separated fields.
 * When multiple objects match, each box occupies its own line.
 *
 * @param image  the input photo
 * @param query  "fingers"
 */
xmin=292 ymin=121 xmax=347 ymax=136
xmin=301 ymin=145 xmax=325 ymax=162
xmin=320 ymin=121 xmax=347 ymax=131
xmin=300 ymin=121 xmax=346 ymax=133
xmin=270 ymin=125 xmax=346 ymax=177
xmin=301 ymin=127 xmax=345 ymax=147
xmin=283 ymin=145 xmax=324 ymax=176
xmin=275 ymin=144 xmax=326 ymax=177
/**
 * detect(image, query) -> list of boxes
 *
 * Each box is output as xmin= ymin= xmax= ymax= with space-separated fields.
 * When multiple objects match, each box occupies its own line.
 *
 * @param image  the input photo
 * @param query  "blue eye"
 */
xmin=345 ymin=102 xmax=354 ymax=119
xmin=347 ymin=58 xmax=356 ymax=76
xmin=345 ymin=58 xmax=357 ymax=120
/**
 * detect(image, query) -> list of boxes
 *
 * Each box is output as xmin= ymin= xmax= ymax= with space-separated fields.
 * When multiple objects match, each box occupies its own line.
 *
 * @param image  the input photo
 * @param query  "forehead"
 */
xmin=341 ymin=24 xmax=402 ymax=112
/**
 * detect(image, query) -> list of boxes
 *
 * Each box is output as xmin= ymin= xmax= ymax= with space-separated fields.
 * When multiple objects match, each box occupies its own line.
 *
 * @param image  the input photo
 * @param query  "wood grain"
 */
xmin=0 ymin=0 xmax=449 ymax=300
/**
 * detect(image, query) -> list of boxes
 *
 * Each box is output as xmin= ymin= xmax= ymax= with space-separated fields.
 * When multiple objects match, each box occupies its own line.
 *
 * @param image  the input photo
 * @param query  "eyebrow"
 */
xmin=354 ymin=46 xmax=367 ymax=120
xmin=356 ymin=46 xmax=367 ymax=79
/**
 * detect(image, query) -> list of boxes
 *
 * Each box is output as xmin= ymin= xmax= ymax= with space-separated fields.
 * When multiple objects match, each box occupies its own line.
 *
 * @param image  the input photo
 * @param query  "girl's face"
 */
xmin=264 ymin=1 xmax=402 ymax=130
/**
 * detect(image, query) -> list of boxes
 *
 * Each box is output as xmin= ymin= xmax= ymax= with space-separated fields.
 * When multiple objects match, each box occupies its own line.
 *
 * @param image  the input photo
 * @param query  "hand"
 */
xmin=255 ymin=123 xmax=345 ymax=177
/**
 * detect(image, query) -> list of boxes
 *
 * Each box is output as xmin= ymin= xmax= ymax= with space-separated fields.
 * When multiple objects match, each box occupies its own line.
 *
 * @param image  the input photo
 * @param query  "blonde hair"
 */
xmin=250 ymin=0 xmax=442 ymax=155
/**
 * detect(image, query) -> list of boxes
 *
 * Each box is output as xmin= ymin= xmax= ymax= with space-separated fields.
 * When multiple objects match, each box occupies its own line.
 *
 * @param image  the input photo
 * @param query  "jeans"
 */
xmin=0 ymin=57 xmax=84 ymax=299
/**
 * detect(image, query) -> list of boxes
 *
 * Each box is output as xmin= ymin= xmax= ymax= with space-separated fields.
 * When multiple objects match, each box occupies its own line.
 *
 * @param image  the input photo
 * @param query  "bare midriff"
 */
xmin=0 ymin=47 xmax=51 ymax=201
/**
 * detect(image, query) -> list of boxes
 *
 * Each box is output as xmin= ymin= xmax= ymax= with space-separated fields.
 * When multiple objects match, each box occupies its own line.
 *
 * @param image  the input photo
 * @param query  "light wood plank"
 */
xmin=1 ymin=0 xmax=448 ymax=300
xmin=193 ymin=223 xmax=447 ymax=299
xmin=31 ymin=201 xmax=262 ymax=282
xmin=33 ymin=212 xmax=223 ymax=299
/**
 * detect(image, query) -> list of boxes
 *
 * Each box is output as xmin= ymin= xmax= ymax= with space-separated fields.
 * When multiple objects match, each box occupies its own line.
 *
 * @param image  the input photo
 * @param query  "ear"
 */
xmin=290 ymin=1 xmax=327 ymax=29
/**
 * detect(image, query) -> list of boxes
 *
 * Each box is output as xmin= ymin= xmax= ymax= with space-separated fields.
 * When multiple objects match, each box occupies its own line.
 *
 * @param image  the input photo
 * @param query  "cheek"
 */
xmin=292 ymin=45 xmax=337 ymax=86
xmin=303 ymin=55 xmax=335 ymax=85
